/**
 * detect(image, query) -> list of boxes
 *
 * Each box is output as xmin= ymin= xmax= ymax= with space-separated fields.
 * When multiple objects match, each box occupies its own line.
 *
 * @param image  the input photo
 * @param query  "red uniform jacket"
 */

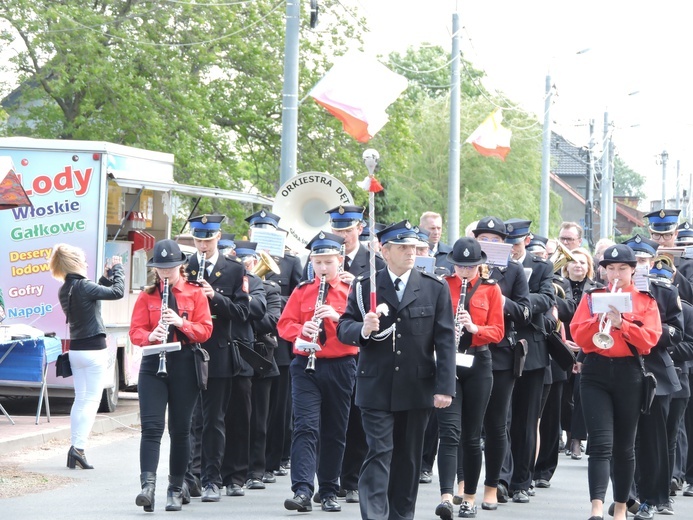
xmin=277 ymin=276 xmax=358 ymax=359
xmin=447 ymin=273 xmax=505 ymax=347
xmin=570 ymin=282 xmax=661 ymax=357
xmin=129 ymin=278 xmax=213 ymax=347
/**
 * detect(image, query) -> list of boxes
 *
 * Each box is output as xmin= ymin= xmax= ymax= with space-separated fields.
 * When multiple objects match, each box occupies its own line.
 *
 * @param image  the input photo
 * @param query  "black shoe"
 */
xmin=245 ymin=478 xmax=265 ymax=490
xmin=345 ymin=490 xmax=359 ymax=503
xmin=165 ymin=476 xmax=186 ymax=512
xmin=481 ymin=502 xmax=498 ymax=510
xmin=201 ymin=483 xmax=221 ymax=502
xmin=226 ymin=484 xmax=245 ymax=497
xmin=313 ymin=492 xmax=321 ymax=503
xmin=136 ymin=472 xmax=157 ymax=512
xmin=587 ymin=516 xmax=603 ymax=520
xmin=527 ymin=485 xmax=536 ymax=497
xmin=181 ymin=481 xmax=191 ymax=505
xmin=274 ymin=465 xmax=289 ymax=477
xmin=435 ymin=500 xmax=454 ymax=520
xmin=535 ymin=479 xmax=551 ymax=488
xmin=285 ymin=493 xmax=312 ymax=512
xmin=634 ymin=502 xmax=655 ymax=520
xmin=684 ymin=483 xmax=693 ymax=497
xmin=512 ymin=490 xmax=530 ymax=503
xmin=262 ymin=471 xmax=276 ymax=484
xmin=186 ymin=476 xmax=201 ymax=497
xmin=420 ymin=470 xmax=433 ymax=484
xmin=458 ymin=501 xmax=477 ymax=518
xmin=321 ymin=495 xmax=341 ymax=512
xmin=656 ymin=499 xmax=675 ymax=515
xmin=67 ymin=446 xmax=93 ymax=470
xmin=496 ymin=482 xmax=509 ymax=503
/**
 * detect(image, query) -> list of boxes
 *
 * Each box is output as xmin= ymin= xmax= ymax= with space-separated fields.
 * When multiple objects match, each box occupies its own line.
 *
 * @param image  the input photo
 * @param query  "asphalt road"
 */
xmin=2 ymin=396 xmax=693 ymax=519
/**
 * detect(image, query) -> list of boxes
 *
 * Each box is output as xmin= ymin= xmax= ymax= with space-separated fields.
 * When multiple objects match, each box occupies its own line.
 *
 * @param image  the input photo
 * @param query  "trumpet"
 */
xmin=251 ymin=250 xmax=281 ymax=279
xmin=454 ymin=278 xmax=469 ymax=346
xmin=550 ymin=241 xmax=577 ymax=274
xmin=157 ymin=278 xmax=171 ymax=377
xmin=592 ymin=279 xmax=621 ymax=350
xmin=305 ymin=274 xmax=327 ymax=373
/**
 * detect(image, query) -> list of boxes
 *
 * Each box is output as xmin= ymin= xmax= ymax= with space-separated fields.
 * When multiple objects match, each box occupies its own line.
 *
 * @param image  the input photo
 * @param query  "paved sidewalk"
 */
xmin=0 ymin=392 xmax=140 ymax=455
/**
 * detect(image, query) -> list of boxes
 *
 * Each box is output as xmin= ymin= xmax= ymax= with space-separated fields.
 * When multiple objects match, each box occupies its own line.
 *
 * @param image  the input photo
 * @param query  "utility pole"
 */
xmin=279 ymin=0 xmax=300 ymax=185
xmin=539 ymin=74 xmax=552 ymax=237
xmin=676 ymin=159 xmax=681 ymax=210
xmin=447 ymin=12 xmax=461 ymax=244
xmin=599 ymin=112 xmax=610 ymax=239
xmin=660 ymin=150 xmax=669 ymax=209
xmin=586 ymin=119 xmax=595 ymax=249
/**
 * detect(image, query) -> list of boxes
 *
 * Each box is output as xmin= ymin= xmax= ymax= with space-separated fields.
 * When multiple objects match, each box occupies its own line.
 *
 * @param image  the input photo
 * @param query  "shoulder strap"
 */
xmin=626 ymin=342 xmax=646 ymax=372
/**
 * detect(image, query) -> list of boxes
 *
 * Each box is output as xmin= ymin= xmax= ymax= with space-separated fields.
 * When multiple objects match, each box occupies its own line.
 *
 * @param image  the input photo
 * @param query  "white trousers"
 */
xmin=69 ymin=349 xmax=108 ymax=449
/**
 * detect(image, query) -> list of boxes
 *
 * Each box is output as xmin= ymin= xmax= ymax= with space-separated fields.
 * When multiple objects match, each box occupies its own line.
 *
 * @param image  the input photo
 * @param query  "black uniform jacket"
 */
xmin=646 ymin=280 xmax=684 ymax=396
xmin=186 ymin=255 xmax=250 ymax=378
xmin=434 ymin=242 xmax=454 ymax=273
xmin=337 ymin=268 xmax=456 ymax=412
xmin=519 ymin=254 xmax=556 ymax=371
xmin=266 ymin=252 xmax=302 ymax=367
xmin=487 ymin=260 xmax=531 ymax=371
xmin=300 ymin=244 xmax=386 ymax=281
xmin=671 ymin=300 xmax=693 ymax=399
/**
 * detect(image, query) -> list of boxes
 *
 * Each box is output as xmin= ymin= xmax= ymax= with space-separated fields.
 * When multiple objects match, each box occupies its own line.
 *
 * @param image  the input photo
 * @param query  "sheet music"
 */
xmin=479 ymin=241 xmax=512 ymax=267
xmin=658 ymin=247 xmax=685 ymax=258
xmin=633 ymin=266 xmax=651 ymax=292
xmin=250 ymin=228 xmax=286 ymax=258
xmin=524 ymin=267 xmax=533 ymax=283
xmin=414 ymin=256 xmax=436 ymax=274
xmin=591 ymin=292 xmax=633 ymax=313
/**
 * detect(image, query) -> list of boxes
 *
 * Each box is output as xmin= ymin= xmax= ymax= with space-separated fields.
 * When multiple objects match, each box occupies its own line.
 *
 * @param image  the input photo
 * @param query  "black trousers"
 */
xmin=483 ymin=369 xmax=515 ymax=488
xmin=580 ymin=353 xmax=643 ymax=503
xmin=571 ymin=371 xmax=588 ymax=440
xmin=436 ymin=350 xmax=492 ymax=496
xmin=290 ymin=355 xmax=356 ymax=498
xmin=635 ymin=394 xmax=672 ymax=505
xmin=561 ymin=373 xmax=575 ymax=435
xmin=360 ymin=407 xmax=431 ymax=520
xmin=686 ymin=375 xmax=693 ymax=484
xmin=667 ymin=397 xmax=688 ymax=487
xmin=508 ymin=367 xmax=545 ymax=492
xmin=247 ymin=376 xmax=274 ymax=480
xmin=139 ymin=348 xmax=199 ymax=477
xmin=421 ymin=412 xmax=439 ymax=473
xmin=196 ymin=376 xmax=233 ymax=487
xmin=221 ymin=376 xmax=252 ymax=487
xmin=534 ymin=381 xmax=563 ymax=482
xmin=265 ymin=365 xmax=291 ymax=472
xmin=340 ymin=389 xmax=369 ymax=491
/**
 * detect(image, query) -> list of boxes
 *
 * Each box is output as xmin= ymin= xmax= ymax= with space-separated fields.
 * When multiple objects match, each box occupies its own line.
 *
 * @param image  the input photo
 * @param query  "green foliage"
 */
xmin=613 ymin=156 xmax=646 ymax=199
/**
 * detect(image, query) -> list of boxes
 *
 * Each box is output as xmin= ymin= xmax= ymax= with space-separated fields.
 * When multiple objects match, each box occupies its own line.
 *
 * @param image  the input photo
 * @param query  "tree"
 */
xmin=613 ymin=156 xmax=646 ymax=200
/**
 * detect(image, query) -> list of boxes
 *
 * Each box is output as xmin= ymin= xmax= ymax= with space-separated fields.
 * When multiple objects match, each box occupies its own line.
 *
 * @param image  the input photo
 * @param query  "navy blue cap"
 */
xmin=234 ymin=240 xmax=257 ymax=257
xmin=218 ymin=233 xmax=236 ymax=250
xmin=677 ymin=222 xmax=693 ymax=245
xmin=504 ymin=218 xmax=532 ymax=244
xmin=527 ymin=234 xmax=548 ymax=253
xmin=377 ymin=220 xmax=420 ymax=245
xmin=447 ymin=237 xmax=487 ymax=267
xmin=415 ymin=226 xmax=431 ymax=247
xmin=645 ymin=208 xmax=680 ymax=232
xmin=245 ymin=209 xmax=280 ymax=228
xmin=473 ymin=216 xmax=508 ymax=239
xmin=147 ymin=239 xmax=186 ymax=268
xmin=624 ymin=234 xmax=659 ymax=258
xmin=306 ymin=231 xmax=345 ymax=256
xmin=360 ymin=222 xmax=386 ymax=240
xmin=650 ymin=258 xmax=674 ymax=279
xmin=326 ymin=205 xmax=365 ymax=230
xmin=599 ymin=244 xmax=637 ymax=267
xmin=188 ymin=214 xmax=225 ymax=239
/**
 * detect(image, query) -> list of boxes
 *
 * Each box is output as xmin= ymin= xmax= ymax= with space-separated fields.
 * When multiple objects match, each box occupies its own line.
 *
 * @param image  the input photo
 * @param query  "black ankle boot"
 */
xmin=166 ymin=475 xmax=185 ymax=512
xmin=136 ymin=472 xmax=157 ymax=512
xmin=66 ymin=446 xmax=94 ymax=469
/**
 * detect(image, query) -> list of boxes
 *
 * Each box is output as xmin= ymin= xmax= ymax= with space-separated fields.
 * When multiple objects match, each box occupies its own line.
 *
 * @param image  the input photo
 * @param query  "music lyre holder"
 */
xmin=294 ymin=338 xmax=322 ymax=353
xmin=141 ymin=342 xmax=182 ymax=356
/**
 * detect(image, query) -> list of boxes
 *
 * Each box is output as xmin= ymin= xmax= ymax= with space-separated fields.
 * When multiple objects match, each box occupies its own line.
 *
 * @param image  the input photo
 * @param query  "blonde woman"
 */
xmin=50 ymin=244 xmax=124 ymax=469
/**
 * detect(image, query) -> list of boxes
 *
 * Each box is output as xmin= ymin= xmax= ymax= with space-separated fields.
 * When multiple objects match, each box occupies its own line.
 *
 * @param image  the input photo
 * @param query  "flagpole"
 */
xmin=447 ymin=11 xmax=461 ymax=244
xmin=539 ymin=73 xmax=552 ymax=237
xmin=363 ymin=150 xmax=380 ymax=312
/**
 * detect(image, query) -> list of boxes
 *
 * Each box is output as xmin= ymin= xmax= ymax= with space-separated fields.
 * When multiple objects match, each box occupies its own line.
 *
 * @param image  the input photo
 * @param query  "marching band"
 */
xmin=118 ymin=186 xmax=693 ymax=520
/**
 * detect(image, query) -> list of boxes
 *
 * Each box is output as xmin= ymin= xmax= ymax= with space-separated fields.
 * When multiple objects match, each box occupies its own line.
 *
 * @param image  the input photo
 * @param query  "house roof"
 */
xmin=551 ymin=132 xmax=589 ymax=177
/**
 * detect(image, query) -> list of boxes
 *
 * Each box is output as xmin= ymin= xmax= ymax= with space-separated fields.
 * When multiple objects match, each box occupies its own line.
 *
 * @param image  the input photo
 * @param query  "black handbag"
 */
xmin=237 ymin=341 xmax=274 ymax=374
xmin=513 ymin=338 xmax=528 ymax=378
xmin=627 ymin=343 xmax=657 ymax=415
xmin=55 ymin=352 xmax=72 ymax=378
xmin=546 ymin=330 xmax=577 ymax=371
xmin=191 ymin=344 xmax=210 ymax=391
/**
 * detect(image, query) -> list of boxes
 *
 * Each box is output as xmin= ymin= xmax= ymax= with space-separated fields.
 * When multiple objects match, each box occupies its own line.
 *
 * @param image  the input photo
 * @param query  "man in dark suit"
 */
xmin=245 ymin=210 xmax=302 ymax=481
xmin=185 ymin=214 xmax=250 ymax=502
xmin=419 ymin=211 xmax=454 ymax=273
xmin=338 ymin=220 xmax=456 ymax=520
xmin=500 ymin=218 xmax=555 ymax=504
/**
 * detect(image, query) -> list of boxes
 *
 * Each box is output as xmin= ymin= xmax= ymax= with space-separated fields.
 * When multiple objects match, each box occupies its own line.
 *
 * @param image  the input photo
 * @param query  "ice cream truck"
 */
xmin=0 ymin=137 xmax=272 ymax=412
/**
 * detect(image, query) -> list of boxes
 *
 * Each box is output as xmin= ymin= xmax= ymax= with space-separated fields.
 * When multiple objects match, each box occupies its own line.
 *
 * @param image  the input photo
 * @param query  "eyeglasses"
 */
xmin=559 ymin=236 xmax=579 ymax=243
xmin=651 ymin=232 xmax=674 ymax=241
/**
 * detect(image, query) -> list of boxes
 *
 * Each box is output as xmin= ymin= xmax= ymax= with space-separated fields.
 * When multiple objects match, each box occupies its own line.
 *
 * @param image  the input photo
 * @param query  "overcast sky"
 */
xmin=351 ymin=0 xmax=693 ymax=209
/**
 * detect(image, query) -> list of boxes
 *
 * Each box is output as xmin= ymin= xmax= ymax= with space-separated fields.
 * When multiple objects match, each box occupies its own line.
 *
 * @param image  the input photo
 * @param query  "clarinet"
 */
xmin=306 ymin=274 xmax=327 ymax=373
xmin=196 ymin=252 xmax=206 ymax=284
xmin=157 ymin=278 xmax=170 ymax=378
xmin=454 ymin=278 xmax=469 ymax=347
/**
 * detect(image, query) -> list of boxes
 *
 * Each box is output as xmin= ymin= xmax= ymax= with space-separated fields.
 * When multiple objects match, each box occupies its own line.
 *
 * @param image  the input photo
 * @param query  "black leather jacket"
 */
xmin=58 ymin=265 xmax=125 ymax=341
